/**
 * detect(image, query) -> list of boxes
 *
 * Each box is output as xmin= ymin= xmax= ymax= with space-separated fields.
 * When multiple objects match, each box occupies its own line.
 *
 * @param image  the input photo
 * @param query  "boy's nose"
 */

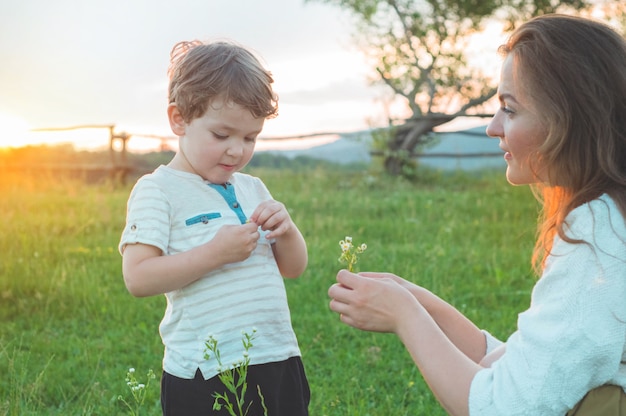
xmin=226 ymin=142 xmax=244 ymax=156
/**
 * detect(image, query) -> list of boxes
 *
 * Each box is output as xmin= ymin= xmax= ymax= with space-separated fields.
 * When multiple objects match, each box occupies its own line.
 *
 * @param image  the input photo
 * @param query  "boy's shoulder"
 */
xmin=135 ymin=165 xmax=195 ymax=185
xmin=231 ymin=171 xmax=262 ymax=185
xmin=231 ymin=172 xmax=271 ymax=197
xmin=130 ymin=166 xmax=202 ymax=198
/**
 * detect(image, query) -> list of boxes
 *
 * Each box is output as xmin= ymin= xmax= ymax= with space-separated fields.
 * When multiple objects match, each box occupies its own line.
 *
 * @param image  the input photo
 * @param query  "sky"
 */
xmin=0 ymin=0 xmax=505 ymax=151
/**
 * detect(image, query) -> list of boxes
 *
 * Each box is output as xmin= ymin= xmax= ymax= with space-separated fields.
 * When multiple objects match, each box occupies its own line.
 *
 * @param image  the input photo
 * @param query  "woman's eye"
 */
xmin=500 ymin=106 xmax=514 ymax=115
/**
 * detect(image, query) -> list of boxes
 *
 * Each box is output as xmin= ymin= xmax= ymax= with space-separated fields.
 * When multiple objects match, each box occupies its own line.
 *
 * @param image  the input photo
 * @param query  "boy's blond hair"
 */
xmin=167 ymin=40 xmax=278 ymax=122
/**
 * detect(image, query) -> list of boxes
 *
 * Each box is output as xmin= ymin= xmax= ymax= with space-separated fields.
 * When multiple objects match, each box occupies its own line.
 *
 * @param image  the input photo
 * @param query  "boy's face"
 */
xmin=169 ymin=98 xmax=264 ymax=184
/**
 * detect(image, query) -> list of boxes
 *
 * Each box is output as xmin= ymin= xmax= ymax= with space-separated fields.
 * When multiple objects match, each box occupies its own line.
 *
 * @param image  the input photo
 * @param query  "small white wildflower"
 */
xmin=128 ymin=368 xmax=135 ymax=373
xmin=338 ymin=236 xmax=368 ymax=272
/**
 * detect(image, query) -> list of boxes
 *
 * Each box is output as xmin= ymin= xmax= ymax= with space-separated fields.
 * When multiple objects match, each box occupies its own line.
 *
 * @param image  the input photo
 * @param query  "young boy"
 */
xmin=119 ymin=40 xmax=310 ymax=415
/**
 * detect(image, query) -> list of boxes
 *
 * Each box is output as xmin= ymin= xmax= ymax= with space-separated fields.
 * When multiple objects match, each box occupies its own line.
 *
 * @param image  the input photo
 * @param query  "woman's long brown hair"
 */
xmin=500 ymin=15 xmax=626 ymax=273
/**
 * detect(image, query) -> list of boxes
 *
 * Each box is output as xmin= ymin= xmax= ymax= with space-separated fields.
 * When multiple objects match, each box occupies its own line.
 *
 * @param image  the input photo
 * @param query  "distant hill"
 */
xmin=260 ymin=126 xmax=506 ymax=171
xmin=260 ymin=133 xmax=372 ymax=165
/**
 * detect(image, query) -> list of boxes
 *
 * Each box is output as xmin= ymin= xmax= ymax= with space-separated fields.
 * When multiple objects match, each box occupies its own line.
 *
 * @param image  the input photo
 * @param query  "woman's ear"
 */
xmin=167 ymin=103 xmax=186 ymax=136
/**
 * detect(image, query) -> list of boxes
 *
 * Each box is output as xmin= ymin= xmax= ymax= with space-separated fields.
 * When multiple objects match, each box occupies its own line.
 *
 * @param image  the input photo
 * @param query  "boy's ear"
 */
xmin=167 ymin=103 xmax=186 ymax=136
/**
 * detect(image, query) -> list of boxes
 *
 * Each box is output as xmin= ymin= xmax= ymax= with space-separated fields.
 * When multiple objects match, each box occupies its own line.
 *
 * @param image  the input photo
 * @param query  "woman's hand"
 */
xmin=328 ymin=269 xmax=421 ymax=333
xmin=329 ymin=269 xmax=481 ymax=416
xmin=329 ymin=269 xmax=488 ymax=364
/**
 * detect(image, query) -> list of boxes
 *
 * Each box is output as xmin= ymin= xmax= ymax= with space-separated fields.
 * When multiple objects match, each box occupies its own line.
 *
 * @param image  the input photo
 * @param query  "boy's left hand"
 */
xmin=249 ymin=200 xmax=294 ymax=240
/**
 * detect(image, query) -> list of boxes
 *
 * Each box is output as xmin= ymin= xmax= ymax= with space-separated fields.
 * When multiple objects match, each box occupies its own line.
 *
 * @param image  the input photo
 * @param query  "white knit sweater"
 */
xmin=470 ymin=194 xmax=626 ymax=415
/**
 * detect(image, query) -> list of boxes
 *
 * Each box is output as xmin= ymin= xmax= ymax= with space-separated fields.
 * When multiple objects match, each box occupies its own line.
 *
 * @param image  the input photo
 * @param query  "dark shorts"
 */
xmin=161 ymin=356 xmax=310 ymax=416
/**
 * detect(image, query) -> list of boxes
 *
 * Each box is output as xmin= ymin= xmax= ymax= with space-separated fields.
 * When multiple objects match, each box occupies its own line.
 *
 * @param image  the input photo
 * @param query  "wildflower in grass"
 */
xmin=204 ymin=329 xmax=267 ymax=416
xmin=338 ymin=236 xmax=368 ymax=272
xmin=118 ymin=367 xmax=156 ymax=416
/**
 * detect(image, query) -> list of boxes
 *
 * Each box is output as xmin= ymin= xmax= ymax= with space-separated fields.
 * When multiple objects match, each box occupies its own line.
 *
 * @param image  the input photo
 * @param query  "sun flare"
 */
xmin=0 ymin=112 xmax=31 ymax=148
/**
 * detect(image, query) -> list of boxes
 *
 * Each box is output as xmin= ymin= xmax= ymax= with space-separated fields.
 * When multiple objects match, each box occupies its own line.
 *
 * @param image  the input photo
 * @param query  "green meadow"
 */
xmin=0 ymin=166 xmax=539 ymax=415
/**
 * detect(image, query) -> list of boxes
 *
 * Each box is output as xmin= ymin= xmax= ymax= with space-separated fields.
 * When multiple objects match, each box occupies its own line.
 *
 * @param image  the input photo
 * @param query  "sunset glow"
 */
xmin=0 ymin=112 xmax=30 ymax=148
xmin=2 ymin=2 xmax=616 ymax=154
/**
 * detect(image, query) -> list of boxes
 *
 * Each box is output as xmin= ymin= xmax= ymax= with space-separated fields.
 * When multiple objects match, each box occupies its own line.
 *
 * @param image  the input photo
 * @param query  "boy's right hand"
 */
xmin=210 ymin=222 xmax=260 ymax=264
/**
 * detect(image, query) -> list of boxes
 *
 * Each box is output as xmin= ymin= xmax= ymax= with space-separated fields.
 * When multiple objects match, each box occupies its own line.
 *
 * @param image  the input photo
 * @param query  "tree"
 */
xmin=307 ymin=0 xmax=597 ymax=175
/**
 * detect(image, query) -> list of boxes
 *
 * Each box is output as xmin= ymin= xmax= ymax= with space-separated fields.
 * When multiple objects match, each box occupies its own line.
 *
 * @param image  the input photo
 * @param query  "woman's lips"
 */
xmin=499 ymin=145 xmax=512 ymax=161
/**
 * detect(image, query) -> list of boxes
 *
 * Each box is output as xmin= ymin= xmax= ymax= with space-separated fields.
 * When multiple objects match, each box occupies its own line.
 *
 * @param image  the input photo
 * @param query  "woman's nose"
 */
xmin=486 ymin=113 xmax=503 ymax=139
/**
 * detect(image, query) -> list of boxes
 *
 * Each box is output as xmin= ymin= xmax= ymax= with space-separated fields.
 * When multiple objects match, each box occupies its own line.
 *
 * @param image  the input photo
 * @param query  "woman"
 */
xmin=328 ymin=14 xmax=626 ymax=416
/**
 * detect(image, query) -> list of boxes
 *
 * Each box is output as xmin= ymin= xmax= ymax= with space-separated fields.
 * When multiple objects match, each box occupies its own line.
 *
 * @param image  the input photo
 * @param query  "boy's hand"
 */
xmin=211 ymin=222 xmax=260 ymax=264
xmin=249 ymin=200 xmax=294 ymax=240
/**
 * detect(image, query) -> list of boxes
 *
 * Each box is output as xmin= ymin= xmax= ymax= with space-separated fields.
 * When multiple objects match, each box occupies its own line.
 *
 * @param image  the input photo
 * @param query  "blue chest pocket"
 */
xmin=185 ymin=213 xmax=222 ymax=226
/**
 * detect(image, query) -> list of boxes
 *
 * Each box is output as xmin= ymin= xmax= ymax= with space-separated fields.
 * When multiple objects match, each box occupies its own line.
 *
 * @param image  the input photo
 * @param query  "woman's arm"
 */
xmin=328 ymin=270 xmax=482 ymax=416
xmin=480 ymin=344 xmax=506 ymax=367
xmin=359 ymin=272 xmax=488 ymax=363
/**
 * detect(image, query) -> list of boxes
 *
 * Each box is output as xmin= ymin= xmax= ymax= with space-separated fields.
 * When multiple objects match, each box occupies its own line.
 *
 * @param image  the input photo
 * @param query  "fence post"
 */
xmin=109 ymin=126 xmax=130 ymax=184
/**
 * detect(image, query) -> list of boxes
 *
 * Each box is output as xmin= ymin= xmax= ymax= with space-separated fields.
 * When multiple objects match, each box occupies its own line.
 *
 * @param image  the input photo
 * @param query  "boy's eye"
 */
xmin=213 ymin=132 xmax=228 ymax=140
xmin=245 ymin=136 xmax=257 ymax=143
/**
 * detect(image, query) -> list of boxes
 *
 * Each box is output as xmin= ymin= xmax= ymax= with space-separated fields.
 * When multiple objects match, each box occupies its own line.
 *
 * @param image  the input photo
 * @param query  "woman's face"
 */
xmin=487 ymin=55 xmax=547 ymax=185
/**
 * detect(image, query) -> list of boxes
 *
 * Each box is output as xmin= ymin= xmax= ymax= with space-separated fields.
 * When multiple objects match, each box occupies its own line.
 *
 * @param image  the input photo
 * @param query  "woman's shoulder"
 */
xmin=559 ymin=194 xmax=626 ymax=263
xmin=566 ymin=194 xmax=626 ymax=238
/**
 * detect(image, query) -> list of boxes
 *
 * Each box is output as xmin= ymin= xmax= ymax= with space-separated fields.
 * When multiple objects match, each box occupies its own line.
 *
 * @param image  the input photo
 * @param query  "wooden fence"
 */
xmin=5 ymin=119 xmax=500 ymax=183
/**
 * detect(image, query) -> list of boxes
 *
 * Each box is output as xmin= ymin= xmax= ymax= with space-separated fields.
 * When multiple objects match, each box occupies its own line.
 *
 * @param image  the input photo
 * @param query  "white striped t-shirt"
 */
xmin=119 ymin=166 xmax=302 ymax=380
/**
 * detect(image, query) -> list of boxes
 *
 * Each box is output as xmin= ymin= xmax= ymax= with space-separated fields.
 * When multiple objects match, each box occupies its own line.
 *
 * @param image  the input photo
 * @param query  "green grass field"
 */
xmin=0 ymin=166 xmax=539 ymax=415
